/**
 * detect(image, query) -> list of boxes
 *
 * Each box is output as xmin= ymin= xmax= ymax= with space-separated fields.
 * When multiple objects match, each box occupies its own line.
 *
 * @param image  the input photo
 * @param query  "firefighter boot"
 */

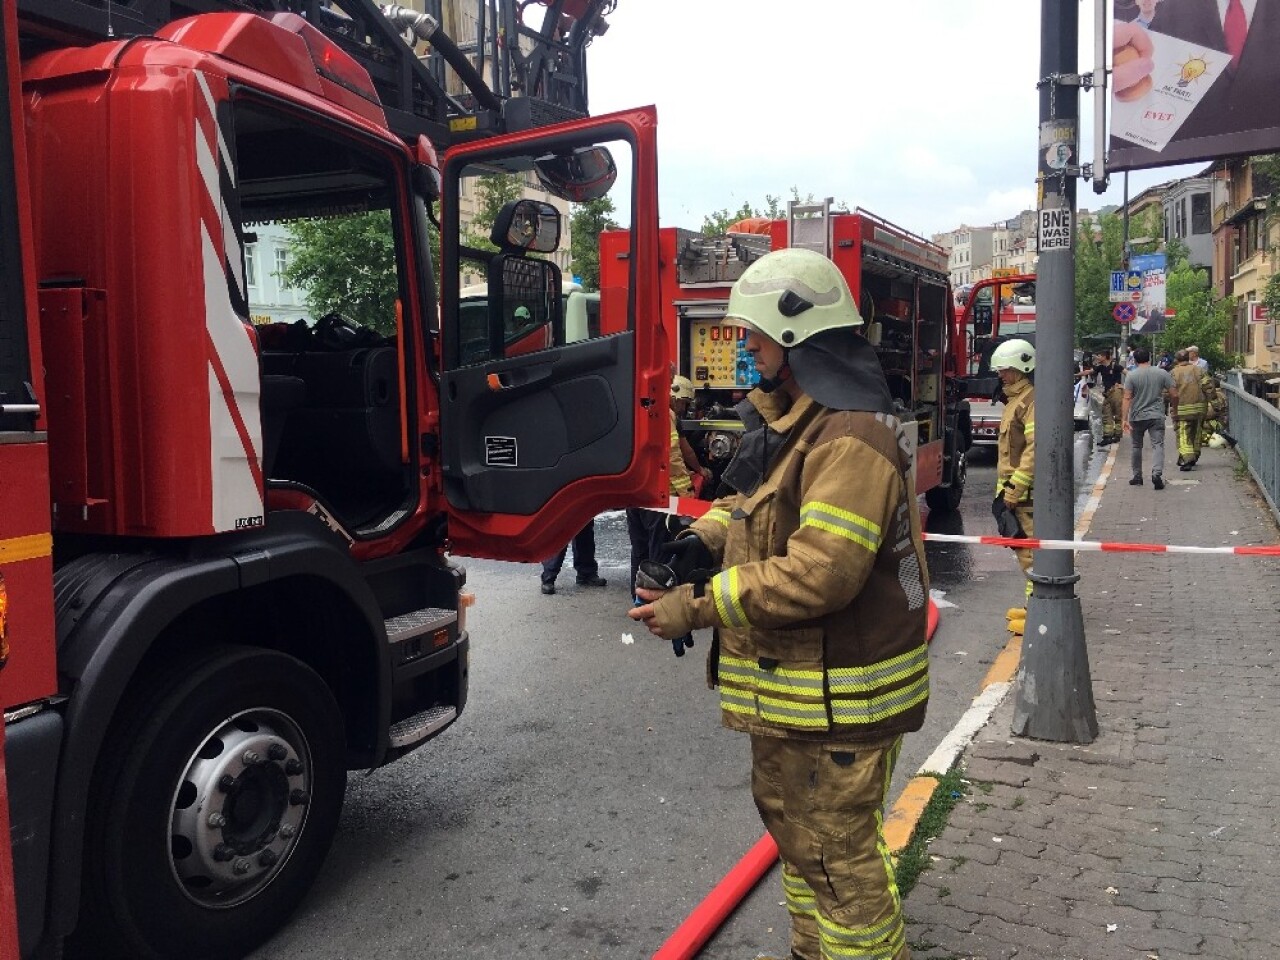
xmin=1006 ymin=606 xmax=1026 ymax=636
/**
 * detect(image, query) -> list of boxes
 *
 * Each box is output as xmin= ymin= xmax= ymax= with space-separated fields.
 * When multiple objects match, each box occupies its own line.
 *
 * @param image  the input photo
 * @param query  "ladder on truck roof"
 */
xmin=14 ymin=0 xmax=615 ymax=147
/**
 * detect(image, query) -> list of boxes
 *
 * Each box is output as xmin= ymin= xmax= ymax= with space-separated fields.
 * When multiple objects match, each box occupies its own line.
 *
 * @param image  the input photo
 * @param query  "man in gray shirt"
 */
xmin=1122 ymin=347 xmax=1178 ymax=490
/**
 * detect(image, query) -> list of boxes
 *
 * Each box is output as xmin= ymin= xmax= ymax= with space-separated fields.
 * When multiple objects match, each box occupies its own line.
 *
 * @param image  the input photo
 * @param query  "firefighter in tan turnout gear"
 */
xmin=629 ymin=248 xmax=929 ymax=960
xmin=1170 ymin=349 xmax=1210 ymax=471
xmin=991 ymin=338 xmax=1036 ymax=634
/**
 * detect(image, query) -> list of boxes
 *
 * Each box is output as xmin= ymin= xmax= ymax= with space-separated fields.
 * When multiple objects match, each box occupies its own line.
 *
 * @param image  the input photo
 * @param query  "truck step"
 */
xmin=388 ymin=705 xmax=457 ymax=749
xmin=384 ymin=606 xmax=456 ymax=644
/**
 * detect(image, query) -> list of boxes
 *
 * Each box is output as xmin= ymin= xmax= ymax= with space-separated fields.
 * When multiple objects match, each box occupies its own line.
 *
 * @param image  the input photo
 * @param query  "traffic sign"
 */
xmin=1113 ymin=302 xmax=1136 ymax=323
xmin=1109 ymin=269 xmax=1144 ymax=303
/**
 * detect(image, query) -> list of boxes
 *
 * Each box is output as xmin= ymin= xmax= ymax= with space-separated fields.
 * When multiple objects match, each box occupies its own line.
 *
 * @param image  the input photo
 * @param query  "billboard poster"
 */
xmin=1129 ymin=252 xmax=1167 ymax=333
xmin=1109 ymin=0 xmax=1280 ymax=170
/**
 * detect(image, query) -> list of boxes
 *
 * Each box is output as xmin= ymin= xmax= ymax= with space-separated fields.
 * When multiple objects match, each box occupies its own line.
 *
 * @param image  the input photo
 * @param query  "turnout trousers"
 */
xmin=1012 ymin=503 xmax=1034 ymax=599
xmin=1102 ymin=385 xmax=1124 ymax=441
xmin=751 ymin=735 xmax=910 ymax=960
xmin=1175 ymin=415 xmax=1204 ymax=466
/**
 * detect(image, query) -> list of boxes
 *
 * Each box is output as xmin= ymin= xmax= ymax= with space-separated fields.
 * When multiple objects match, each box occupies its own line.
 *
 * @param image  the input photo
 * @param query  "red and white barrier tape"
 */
xmin=924 ymin=532 xmax=1280 ymax=556
xmin=654 ymin=498 xmax=1280 ymax=557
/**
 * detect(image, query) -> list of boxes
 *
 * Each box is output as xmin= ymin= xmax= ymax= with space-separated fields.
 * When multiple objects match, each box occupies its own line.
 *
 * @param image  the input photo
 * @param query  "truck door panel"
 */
xmin=438 ymin=109 xmax=665 ymax=562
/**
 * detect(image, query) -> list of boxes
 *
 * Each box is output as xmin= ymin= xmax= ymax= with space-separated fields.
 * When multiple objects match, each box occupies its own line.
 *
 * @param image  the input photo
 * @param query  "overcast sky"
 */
xmin=584 ymin=1 xmax=1202 ymax=237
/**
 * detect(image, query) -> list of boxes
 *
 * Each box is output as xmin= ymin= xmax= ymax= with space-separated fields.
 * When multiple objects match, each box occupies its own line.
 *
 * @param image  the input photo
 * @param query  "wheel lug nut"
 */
xmin=258 ymin=849 xmax=279 ymax=867
xmin=218 ymin=775 xmax=236 ymax=792
xmin=213 ymin=843 xmax=234 ymax=862
xmin=233 ymin=859 xmax=251 ymax=875
xmin=285 ymin=759 xmax=304 ymax=776
xmin=207 ymin=812 xmax=227 ymax=829
xmin=289 ymin=789 xmax=309 ymax=806
xmin=242 ymin=750 xmax=262 ymax=765
xmin=279 ymin=823 xmax=296 ymax=839
xmin=268 ymin=743 xmax=287 ymax=761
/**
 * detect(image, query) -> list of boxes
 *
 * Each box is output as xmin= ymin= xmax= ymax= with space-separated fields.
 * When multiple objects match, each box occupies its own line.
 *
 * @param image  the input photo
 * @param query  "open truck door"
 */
xmin=438 ymin=108 xmax=666 ymax=561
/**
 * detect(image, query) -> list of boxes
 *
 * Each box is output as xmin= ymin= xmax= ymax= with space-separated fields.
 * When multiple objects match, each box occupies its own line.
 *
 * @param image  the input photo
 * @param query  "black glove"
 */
xmin=991 ymin=496 xmax=1026 ymax=539
xmin=659 ymin=535 xmax=716 ymax=586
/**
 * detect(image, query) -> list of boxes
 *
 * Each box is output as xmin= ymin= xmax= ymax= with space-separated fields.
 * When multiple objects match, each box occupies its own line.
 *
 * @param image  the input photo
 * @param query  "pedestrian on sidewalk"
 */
xmin=992 ymin=338 xmax=1036 ymax=623
xmin=629 ymin=248 xmax=927 ymax=960
xmin=539 ymin=520 xmax=607 ymax=595
xmin=1170 ymin=348 xmax=1208 ymax=470
xmin=1121 ymin=347 xmax=1177 ymax=489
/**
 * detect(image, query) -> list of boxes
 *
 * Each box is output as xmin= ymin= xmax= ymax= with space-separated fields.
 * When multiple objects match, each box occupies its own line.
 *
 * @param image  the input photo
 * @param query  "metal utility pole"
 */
xmin=1011 ymin=0 xmax=1099 ymax=743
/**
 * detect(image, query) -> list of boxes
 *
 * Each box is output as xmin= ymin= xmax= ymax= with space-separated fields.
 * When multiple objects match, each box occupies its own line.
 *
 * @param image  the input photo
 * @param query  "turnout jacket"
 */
xmin=1170 ymin=362 xmax=1210 ymax=419
xmin=668 ymin=408 xmax=692 ymax=495
xmin=651 ymin=385 xmax=929 ymax=743
xmin=996 ymin=378 xmax=1035 ymax=503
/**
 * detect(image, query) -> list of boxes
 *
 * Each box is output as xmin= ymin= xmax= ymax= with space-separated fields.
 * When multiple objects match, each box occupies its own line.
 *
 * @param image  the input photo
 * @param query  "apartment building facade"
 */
xmin=1212 ymin=157 xmax=1279 ymax=376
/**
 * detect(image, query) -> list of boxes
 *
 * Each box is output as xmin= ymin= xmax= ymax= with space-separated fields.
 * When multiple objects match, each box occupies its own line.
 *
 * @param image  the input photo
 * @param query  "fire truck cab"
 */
xmin=957 ymin=273 xmax=1038 ymax=448
xmin=0 ymin=2 xmax=666 ymax=957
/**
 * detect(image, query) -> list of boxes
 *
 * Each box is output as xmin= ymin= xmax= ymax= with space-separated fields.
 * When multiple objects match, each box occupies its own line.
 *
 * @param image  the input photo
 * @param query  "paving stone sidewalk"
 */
xmin=905 ymin=436 xmax=1280 ymax=960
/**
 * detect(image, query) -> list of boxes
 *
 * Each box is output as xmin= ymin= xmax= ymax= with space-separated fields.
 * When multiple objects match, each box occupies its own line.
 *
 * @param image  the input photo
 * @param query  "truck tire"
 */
xmin=925 ymin=451 xmax=966 ymax=513
xmin=69 ymin=645 xmax=346 ymax=960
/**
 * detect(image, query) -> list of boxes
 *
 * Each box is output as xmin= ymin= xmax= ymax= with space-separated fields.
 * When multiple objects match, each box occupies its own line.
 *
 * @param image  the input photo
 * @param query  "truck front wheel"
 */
xmin=70 ymin=646 xmax=346 ymax=960
xmin=924 ymin=450 xmax=967 ymax=513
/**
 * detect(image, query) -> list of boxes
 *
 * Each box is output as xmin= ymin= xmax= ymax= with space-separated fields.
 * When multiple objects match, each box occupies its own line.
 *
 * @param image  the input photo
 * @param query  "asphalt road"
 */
xmin=249 ymin=434 xmax=1102 ymax=960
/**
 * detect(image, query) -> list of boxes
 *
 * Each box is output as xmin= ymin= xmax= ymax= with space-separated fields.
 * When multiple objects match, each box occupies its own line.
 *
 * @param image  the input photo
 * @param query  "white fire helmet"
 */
xmin=670 ymin=375 xmax=695 ymax=400
xmin=991 ymin=338 xmax=1036 ymax=373
xmin=724 ymin=247 xmax=862 ymax=346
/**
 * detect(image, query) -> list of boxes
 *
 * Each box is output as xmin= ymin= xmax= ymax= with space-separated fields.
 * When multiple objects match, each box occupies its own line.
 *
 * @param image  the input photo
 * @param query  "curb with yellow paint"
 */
xmin=884 ymin=441 xmax=1119 ymax=856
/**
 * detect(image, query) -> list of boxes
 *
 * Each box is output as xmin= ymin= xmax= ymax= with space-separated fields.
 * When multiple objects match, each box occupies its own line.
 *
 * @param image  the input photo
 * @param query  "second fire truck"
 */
xmin=603 ymin=201 xmax=973 ymax=511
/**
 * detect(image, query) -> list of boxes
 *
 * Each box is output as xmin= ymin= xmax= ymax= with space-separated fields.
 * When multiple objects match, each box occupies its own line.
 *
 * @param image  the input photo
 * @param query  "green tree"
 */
xmin=699 ymin=188 xmax=830 ymax=235
xmin=1073 ymin=207 xmax=1162 ymax=345
xmin=1160 ymin=244 xmax=1234 ymax=370
xmin=569 ymin=195 xmax=618 ymax=290
xmin=282 ymin=211 xmax=399 ymax=335
xmin=701 ymin=200 xmax=758 ymax=236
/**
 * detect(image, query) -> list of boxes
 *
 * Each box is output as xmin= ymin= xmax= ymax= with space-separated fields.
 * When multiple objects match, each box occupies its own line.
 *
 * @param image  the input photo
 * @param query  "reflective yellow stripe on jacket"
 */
xmin=703 ymin=508 xmax=731 ymax=528
xmin=718 ymin=643 xmax=930 ymax=730
xmin=800 ymin=500 xmax=881 ymax=553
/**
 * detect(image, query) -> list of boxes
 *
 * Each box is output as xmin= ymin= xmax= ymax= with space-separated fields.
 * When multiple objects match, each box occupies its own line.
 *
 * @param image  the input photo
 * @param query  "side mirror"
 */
xmin=491 ymin=199 xmax=561 ymax=253
xmin=413 ymin=134 xmax=442 ymax=201
xmin=533 ymin=146 xmax=617 ymax=202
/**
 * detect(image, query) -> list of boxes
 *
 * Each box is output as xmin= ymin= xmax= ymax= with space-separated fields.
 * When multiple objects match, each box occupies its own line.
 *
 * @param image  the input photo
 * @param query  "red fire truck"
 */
xmin=0 ymin=1 xmax=665 ymax=957
xmin=956 ymin=273 xmax=1038 ymax=447
xmin=602 ymin=201 xmax=973 ymax=511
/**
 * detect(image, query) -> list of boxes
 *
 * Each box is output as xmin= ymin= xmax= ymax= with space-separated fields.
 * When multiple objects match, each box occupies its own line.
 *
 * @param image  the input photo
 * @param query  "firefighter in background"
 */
xmin=1093 ymin=349 xmax=1125 ymax=445
xmin=1169 ymin=349 xmax=1207 ymax=470
xmin=629 ymin=248 xmax=928 ymax=960
xmin=992 ymin=339 xmax=1036 ymax=633
xmin=671 ymin=375 xmax=713 ymax=495
xmin=625 ymin=376 xmax=706 ymax=596
xmin=1199 ymin=371 xmax=1229 ymax=447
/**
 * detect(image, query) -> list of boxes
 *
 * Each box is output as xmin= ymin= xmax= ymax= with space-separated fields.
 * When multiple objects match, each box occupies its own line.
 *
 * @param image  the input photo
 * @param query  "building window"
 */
xmin=274 ymin=247 xmax=299 ymax=305
xmin=245 ymin=244 xmax=258 ymax=288
xmin=1191 ymin=193 xmax=1211 ymax=235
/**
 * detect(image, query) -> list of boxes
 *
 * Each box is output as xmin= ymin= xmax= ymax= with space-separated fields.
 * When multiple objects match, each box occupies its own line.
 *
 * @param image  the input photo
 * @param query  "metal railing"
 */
xmin=1223 ymin=381 xmax=1280 ymax=525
